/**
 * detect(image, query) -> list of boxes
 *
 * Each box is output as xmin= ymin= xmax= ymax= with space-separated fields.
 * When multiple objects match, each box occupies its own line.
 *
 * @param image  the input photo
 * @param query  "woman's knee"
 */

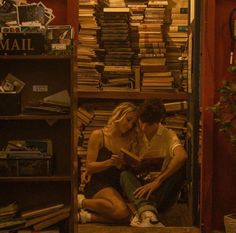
xmin=111 ymin=203 xmax=130 ymax=221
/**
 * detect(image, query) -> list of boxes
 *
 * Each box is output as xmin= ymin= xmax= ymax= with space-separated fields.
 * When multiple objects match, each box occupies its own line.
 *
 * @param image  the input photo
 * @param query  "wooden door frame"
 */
xmin=200 ymin=0 xmax=216 ymax=232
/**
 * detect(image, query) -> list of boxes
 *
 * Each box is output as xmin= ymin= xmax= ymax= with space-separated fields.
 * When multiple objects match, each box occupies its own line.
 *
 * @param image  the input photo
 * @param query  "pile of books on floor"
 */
xmin=0 ymin=203 xmax=70 ymax=233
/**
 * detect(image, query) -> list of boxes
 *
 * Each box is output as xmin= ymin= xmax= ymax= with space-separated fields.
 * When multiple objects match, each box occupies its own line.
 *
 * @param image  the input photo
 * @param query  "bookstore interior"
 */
xmin=0 ymin=0 xmax=205 ymax=232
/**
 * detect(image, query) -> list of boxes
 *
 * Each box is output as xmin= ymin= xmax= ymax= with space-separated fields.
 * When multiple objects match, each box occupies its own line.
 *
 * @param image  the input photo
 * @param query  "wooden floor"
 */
xmin=78 ymin=225 xmax=199 ymax=233
xmin=78 ymin=202 xmax=195 ymax=233
xmin=159 ymin=202 xmax=192 ymax=226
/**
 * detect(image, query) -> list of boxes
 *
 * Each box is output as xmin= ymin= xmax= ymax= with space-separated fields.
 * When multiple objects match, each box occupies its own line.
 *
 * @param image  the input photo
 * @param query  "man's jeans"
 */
xmin=120 ymin=167 xmax=186 ymax=215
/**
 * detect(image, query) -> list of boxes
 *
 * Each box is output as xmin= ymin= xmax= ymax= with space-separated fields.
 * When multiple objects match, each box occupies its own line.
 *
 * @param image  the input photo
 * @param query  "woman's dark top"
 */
xmin=84 ymin=131 xmax=122 ymax=198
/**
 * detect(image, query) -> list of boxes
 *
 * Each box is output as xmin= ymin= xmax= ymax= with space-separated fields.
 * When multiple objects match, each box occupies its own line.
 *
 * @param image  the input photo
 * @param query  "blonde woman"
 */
xmin=77 ymin=102 xmax=138 ymax=224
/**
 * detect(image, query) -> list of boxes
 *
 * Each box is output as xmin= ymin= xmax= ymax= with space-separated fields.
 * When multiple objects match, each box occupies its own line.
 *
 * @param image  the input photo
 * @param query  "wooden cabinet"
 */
xmin=0 ymin=55 xmax=78 ymax=233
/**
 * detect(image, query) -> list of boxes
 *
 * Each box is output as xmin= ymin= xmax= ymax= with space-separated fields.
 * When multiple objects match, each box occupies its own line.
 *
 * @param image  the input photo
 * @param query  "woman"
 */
xmin=78 ymin=102 xmax=138 ymax=224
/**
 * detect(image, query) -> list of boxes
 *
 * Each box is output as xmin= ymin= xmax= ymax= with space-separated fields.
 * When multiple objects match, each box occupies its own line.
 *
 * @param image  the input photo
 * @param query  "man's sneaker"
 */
xmin=130 ymin=213 xmax=165 ymax=228
xmin=77 ymin=194 xmax=85 ymax=209
xmin=77 ymin=209 xmax=91 ymax=224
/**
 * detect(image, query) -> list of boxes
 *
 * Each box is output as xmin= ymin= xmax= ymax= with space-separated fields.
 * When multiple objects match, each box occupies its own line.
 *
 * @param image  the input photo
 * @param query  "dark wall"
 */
xmin=201 ymin=0 xmax=236 ymax=231
xmin=213 ymin=1 xmax=236 ymax=229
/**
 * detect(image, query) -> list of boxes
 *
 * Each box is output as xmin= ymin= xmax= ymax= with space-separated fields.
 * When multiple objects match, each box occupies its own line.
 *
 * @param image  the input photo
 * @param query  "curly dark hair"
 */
xmin=138 ymin=98 xmax=166 ymax=123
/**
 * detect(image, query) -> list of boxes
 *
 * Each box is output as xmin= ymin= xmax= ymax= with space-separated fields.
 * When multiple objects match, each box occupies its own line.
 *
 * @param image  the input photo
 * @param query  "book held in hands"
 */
xmin=120 ymin=147 xmax=164 ymax=172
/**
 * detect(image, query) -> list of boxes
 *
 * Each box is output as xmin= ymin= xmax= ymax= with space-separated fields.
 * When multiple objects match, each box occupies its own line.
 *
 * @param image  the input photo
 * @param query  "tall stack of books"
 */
xmin=128 ymin=1 xmax=146 ymax=27
xmin=100 ymin=2 xmax=134 ymax=91
xmin=139 ymin=0 xmax=174 ymax=92
xmin=77 ymin=0 xmax=104 ymax=91
xmin=165 ymin=0 xmax=189 ymax=92
xmin=127 ymin=1 xmax=147 ymax=67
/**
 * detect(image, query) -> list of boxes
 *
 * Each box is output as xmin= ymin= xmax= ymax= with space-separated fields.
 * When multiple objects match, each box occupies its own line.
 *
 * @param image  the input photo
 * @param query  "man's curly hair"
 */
xmin=139 ymin=98 xmax=166 ymax=123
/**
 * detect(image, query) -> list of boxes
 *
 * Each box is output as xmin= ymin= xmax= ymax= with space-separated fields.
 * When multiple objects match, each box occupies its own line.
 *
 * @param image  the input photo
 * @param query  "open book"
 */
xmin=120 ymin=148 xmax=164 ymax=172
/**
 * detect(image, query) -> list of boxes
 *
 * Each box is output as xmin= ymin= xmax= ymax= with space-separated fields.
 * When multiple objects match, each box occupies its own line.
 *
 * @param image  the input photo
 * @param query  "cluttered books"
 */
xmin=0 ymin=202 xmax=70 ymax=232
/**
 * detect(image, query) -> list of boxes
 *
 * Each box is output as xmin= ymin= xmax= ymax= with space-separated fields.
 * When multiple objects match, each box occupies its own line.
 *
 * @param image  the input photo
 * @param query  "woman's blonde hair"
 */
xmin=107 ymin=102 xmax=137 ymax=127
xmin=105 ymin=102 xmax=139 ymax=151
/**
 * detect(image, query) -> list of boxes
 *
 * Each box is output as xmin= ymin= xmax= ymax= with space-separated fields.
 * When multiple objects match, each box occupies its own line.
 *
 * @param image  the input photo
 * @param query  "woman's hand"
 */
xmin=81 ymin=171 xmax=91 ymax=184
xmin=133 ymin=177 xmax=162 ymax=200
xmin=110 ymin=154 xmax=125 ymax=169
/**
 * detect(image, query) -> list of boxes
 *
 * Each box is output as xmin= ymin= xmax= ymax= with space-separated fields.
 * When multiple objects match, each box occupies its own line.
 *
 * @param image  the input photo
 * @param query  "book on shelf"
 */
xmin=43 ymin=90 xmax=70 ymax=107
xmin=33 ymin=212 xmax=70 ymax=231
xmin=21 ymin=204 xmax=64 ymax=219
xmin=77 ymin=110 xmax=92 ymax=125
xmin=103 ymin=7 xmax=130 ymax=13
xmin=0 ymin=202 xmax=18 ymax=218
xmin=140 ymin=57 xmax=166 ymax=66
xmin=25 ymin=206 xmax=70 ymax=228
xmin=143 ymin=71 xmax=172 ymax=77
xmin=164 ymin=101 xmax=188 ymax=112
xmin=0 ymin=218 xmax=25 ymax=230
xmin=78 ymin=107 xmax=94 ymax=120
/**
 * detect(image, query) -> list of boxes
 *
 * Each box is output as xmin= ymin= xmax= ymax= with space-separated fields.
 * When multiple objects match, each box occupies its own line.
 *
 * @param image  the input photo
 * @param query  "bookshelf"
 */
xmin=0 ymin=54 xmax=78 ymax=233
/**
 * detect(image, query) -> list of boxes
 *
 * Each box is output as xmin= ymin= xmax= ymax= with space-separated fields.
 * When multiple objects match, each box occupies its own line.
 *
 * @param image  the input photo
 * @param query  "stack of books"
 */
xmin=128 ymin=1 xmax=146 ymax=67
xmin=139 ymin=0 xmax=174 ymax=92
xmin=0 ymin=202 xmax=25 ymax=232
xmin=77 ymin=0 xmax=104 ymax=91
xmin=77 ymin=103 xmax=114 ymax=192
xmin=100 ymin=3 xmax=134 ymax=91
xmin=163 ymin=100 xmax=188 ymax=144
xmin=165 ymin=0 xmax=189 ymax=92
xmin=20 ymin=204 xmax=70 ymax=232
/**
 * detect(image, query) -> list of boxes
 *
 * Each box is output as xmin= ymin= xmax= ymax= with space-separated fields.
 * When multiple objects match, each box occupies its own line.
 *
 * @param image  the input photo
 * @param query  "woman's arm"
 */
xmin=86 ymin=130 xmax=122 ymax=175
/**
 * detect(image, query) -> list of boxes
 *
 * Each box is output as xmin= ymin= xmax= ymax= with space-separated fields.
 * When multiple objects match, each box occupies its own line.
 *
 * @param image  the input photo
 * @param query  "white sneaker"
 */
xmin=77 ymin=209 xmax=91 ymax=224
xmin=130 ymin=213 xmax=165 ymax=228
xmin=77 ymin=194 xmax=85 ymax=209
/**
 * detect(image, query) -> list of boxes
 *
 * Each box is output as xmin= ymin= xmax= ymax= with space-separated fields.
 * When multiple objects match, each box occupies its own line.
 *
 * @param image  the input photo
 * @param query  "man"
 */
xmin=120 ymin=98 xmax=187 ymax=227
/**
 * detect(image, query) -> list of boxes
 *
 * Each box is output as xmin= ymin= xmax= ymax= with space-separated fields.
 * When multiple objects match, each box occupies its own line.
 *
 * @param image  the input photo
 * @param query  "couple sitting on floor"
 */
xmin=77 ymin=98 xmax=187 ymax=227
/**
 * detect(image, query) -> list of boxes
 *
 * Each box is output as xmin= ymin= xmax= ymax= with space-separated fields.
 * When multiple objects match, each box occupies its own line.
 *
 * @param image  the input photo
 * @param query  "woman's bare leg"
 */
xmin=82 ymin=187 xmax=130 ymax=223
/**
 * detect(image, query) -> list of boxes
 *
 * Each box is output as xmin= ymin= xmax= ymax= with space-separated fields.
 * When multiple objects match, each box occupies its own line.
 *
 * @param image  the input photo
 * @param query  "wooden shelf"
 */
xmin=0 ymin=176 xmax=71 ymax=182
xmin=0 ymin=55 xmax=73 ymax=60
xmin=0 ymin=114 xmax=71 ymax=120
xmin=78 ymin=90 xmax=188 ymax=100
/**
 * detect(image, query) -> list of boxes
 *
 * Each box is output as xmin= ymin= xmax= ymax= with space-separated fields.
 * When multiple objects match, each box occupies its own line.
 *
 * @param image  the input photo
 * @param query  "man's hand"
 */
xmin=133 ymin=177 xmax=162 ymax=199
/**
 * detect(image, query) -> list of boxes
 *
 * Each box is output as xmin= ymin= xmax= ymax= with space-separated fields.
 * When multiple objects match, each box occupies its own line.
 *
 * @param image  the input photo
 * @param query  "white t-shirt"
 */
xmin=139 ymin=123 xmax=182 ymax=171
